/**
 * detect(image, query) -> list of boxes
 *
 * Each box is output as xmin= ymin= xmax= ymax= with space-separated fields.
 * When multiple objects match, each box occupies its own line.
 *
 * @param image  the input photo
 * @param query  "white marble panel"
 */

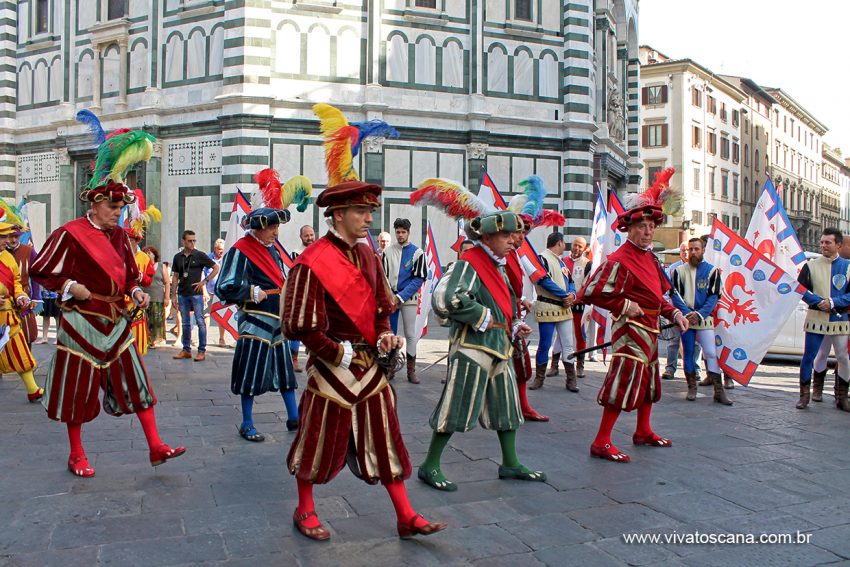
xmin=209 ymin=26 xmax=224 ymax=76
xmin=384 ymin=148 xmax=410 ymax=189
xmin=273 ymin=143 xmax=302 ymax=177
xmin=414 ymin=37 xmax=436 ymax=85
xmin=512 ymin=156 xmax=534 ymax=189
xmin=536 ymin=158 xmax=559 ymax=197
xmin=386 ymin=34 xmax=408 ymax=83
xmin=276 ymin=22 xmax=301 ymax=74
xmin=411 ymin=150 xmax=437 ymax=188
xmin=486 ymin=155 xmax=510 ymax=192
xmin=49 ymin=58 xmax=62 ymax=101
xmin=130 ymin=42 xmax=148 ymax=90
xmin=442 ymin=41 xmax=463 ymax=88
xmin=440 ymin=152 xmax=464 ymax=182
xmin=102 ymin=44 xmax=120 ymax=94
xmin=185 ymin=195 xmax=212 ymax=251
xmin=27 ymin=201 xmax=48 ymax=247
xmin=307 ymin=26 xmax=331 ymax=76
xmin=514 ymin=51 xmax=533 ymax=96
xmin=76 ymin=53 xmax=93 ymax=99
xmin=336 ymin=28 xmax=360 ymax=79
xmin=302 ymin=145 xmax=327 ymax=185
xmin=186 ymin=31 xmax=206 ymax=79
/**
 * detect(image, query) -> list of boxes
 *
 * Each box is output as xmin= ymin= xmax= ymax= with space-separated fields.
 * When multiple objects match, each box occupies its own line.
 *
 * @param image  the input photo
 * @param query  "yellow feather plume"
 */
xmin=282 ymin=176 xmax=313 ymax=212
xmin=313 ymin=103 xmax=359 ymax=186
xmin=110 ymin=138 xmax=154 ymax=183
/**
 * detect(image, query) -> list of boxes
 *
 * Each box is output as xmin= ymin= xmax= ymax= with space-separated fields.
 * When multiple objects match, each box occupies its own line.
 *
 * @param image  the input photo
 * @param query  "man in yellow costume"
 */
xmin=0 ymin=221 xmax=43 ymax=402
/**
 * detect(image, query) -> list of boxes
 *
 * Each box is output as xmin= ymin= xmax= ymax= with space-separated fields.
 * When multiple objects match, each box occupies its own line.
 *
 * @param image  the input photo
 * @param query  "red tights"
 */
xmin=66 ymin=406 xmax=163 ymax=458
xmin=592 ymin=401 xmax=654 ymax=449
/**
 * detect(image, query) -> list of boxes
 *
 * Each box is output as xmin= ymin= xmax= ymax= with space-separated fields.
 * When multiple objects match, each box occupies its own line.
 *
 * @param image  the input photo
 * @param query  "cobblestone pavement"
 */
xmin=2 ymin=330 xmax=850 ymax=566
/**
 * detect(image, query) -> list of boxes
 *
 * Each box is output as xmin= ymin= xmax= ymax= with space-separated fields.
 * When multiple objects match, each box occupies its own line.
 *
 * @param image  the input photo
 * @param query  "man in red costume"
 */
xmin=577 ymin=171 xmax=688 ymax=463
xmin=7 ymin=224 xmax=40 ymax=345
xmin=31 ymin=134 xmax=185 ymax=478
xmin=505 ymin=216 xmax=548 ymax=421
xmin=283 ymin=180 xmax=446 ymax=541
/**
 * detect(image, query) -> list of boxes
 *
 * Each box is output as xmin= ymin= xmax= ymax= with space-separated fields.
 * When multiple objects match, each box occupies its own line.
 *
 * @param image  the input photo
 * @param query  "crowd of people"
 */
xmin=7 ymin=106 xmax=849 ymax=546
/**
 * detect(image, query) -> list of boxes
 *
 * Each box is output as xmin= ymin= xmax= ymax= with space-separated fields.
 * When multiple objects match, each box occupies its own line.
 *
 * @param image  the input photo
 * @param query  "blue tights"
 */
xmin=240 ymin=389 xmax=299 ymax=431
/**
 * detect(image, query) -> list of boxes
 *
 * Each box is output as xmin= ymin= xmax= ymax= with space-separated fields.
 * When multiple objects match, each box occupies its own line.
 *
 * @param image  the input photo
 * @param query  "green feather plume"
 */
xmin=282 ymin=175 xmax=313 ymax=212
xmin=87 ymin=131 xmax=157 ymax=189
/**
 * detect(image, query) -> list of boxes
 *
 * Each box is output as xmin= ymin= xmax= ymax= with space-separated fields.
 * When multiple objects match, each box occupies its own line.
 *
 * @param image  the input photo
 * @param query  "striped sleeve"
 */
xmin=30 ymin=228 xmax=75 ymax=294
xmin=282 ymin=263 xmax=343 ymax=364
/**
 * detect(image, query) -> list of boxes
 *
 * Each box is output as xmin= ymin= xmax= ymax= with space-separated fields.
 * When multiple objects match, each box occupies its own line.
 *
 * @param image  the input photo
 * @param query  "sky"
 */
xmin=640 ymin=0 xmax=850 ymax=157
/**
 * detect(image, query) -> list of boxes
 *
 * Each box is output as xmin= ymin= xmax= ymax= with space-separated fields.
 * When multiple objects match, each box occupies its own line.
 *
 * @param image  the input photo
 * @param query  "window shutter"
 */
xmin=642 ymin=125 xmax=649 ymax=148
xmin=660 ymin=85 xmax=668 ymax=103
xmin=641 ymin=87 xmax=648 ymax=104
xmin=661 ymin=124 xmax=668 ymax=146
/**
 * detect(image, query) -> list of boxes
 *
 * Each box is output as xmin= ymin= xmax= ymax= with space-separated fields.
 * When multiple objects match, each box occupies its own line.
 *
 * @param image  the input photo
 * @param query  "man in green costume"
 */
xmin=419 ymin=211 xmax=546 ymax=491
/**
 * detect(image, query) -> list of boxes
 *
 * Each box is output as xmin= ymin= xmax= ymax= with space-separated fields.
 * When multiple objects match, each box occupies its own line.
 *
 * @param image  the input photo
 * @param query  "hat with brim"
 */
xmin=243 ymin=207 xmax=291 ymax=230
xmin=316 ymin=180 xmax=381 ymax=217
xmin=81 ymin=180 xmax=136 ymax=204
xmin=465 ymin=211 xmax=521 ymax=241
xmin=615 ymin=205 xmax=665 ymax=232
xmin=10 ymin=225 xmax=26 ymax=236
xmin=0 ymin=221 xmax=16 ymax=236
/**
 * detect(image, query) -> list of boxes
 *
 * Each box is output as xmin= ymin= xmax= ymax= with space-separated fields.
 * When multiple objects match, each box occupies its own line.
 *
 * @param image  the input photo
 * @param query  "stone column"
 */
xmin=55 ymin=148 xmax=75 ymax=224
xmin=145 ymin=141 xmax=163 ymax=250
xmin=364 ymin=137 xmax=385 ymax=236
xmin=466 ymin=143 xmax=488 ymax=192
xmin=116 ymin=38 xmax=128 ymax=112
xmin=91 ymin=46 xmax=102 ymax=111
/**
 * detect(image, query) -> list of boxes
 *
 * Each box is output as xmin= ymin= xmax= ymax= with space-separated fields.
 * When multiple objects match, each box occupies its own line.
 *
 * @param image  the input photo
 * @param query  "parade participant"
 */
xmin=0 ymin=221 xmax=43 ymax=403
xmin=289 ymin=225 xmax=316 ymax=372
xmin=420 ymin=208 xmax=545 ymax=490
xmin=283 ymin=102 xmax=445 ymax=541
xmin=205 ymin=239 xmax=227 ymax=347
xmin=377 ymin=231 xmax=391 ymax=252
xmin=217 ymin=168 xmax=310 ymax=441
xmin=31 ymin=129 xmax=185 ymax=477
xmin=382 ymin=218 xmax=427 ymax=383
xmin=796 ymin=228 xmax=850 ymax=411
xmin=1 ymin=201 xmax=41 ymax=345
xmin=124 ymin=228 xmax=155 ymax=356
xmin=553 ymin=236 xmax=589 ymax=378
xmin=577 ymin=169 xmax=688 ymax=463
xmin=530 ymin=232 xmax=578 ymax=392
xmin=171 ymin=230 xmax=218 ymax=361
xmin=506 ymin=218 xmax=549 ymax=421
xmin=670 ymin=238 xmax=730 ymax=405
xmin=141 ymin=246 xmax=169 ymax=349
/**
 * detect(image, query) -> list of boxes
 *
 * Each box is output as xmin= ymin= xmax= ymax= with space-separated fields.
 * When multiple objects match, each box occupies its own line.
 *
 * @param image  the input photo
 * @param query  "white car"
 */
xmin=766 ymin=300 xmax=810 ymax=357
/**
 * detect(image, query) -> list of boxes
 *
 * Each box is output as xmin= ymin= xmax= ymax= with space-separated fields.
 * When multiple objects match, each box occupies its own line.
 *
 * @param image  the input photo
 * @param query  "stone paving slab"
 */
xmin=2 ymin=335 xmax=850 ymax=566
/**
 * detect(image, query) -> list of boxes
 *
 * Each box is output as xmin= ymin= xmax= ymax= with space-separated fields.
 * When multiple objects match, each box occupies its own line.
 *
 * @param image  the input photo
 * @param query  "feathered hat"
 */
xmin=243 ymin=168 xmax=314 ymax=228
xmin=312 ymin=103 xmax=399 ymax=188
xmin=80 ymin=129 xmax=156 ymax=203
xmin=507 ymin=175 xmax=565 ymax=231
xmin=410 ymin=178 xmax=496 ymax=221
xmin=123 ymin=188 xmax=161 ymax=240
xmin=616 ymin=168 xmax=681 ymax=231
xmin=0 ymin=197 xmax=26 ymax=233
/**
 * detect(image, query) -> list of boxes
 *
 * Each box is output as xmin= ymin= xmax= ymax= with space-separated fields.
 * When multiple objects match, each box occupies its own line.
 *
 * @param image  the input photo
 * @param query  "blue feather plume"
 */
xmin=76 ymin=109 xmax=106 ymax=146
xmin=518 ymin=175 xmax=546 ymax=218
xmin=350 ymin=120 xmax=400 ymax=157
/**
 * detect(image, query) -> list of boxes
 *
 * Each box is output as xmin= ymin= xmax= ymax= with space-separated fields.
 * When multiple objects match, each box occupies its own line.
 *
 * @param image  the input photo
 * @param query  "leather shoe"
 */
xmin=68 ymin=455 xmax=95 ymax=477
xmin=173 ymin=350 xmax=192 ymax=360
xmin=150 ymin=444 xmax=186 ymax=466
xmin=590 ymin=443 xmax=630 ymax=463
xmin=194 ymin=352 xmax=206 ymax=361
xmin=28 ymin=387 xmax=45 ymax=402
xmin=522 ymin=409 xmax=550 ymax=422
xmin=397 ymin=513 xmax=448 ymax=539
xmin=293 ymin=509 xmax=331 ymax=541
xmin=632 ymin=433 xmax=672 ymax=447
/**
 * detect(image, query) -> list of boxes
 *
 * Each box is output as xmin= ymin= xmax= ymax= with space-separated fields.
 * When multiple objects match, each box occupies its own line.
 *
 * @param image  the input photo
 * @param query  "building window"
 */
xmin=743 ymin=144 xmax=749 ymax=166
xmin=35 ymin=0 xmax=49 ymax=33
xmin=722 ymin=213 xmax=730 ymax=226
xmin=720 ymin=136 xmax=730 ymax=160
xmin=732 ymin=141 xmax=740 ymax=164
xmin=732 ymin=110 xmax=740 ymax=127
xmin=692 ymin=126 xmax=702 ymax=148
xmin=733 ymin=176 xmax=739 ymax=202
xmin=708 ymin=212 xmax=717 ymax=225
xmin=642 ymin=85 xmax=668 ymax=105
xmin=514 ymin=0 xmax=532 ymax=21
xmin=722 ymin=172 xmax=729 ymax=199
xmin=720 ymin=102 xmax=727 ymax=122
xmin=707 ymin=95 xmax=716 ymax=115
xmin=755 ymin=125 xmax=760 ymax=140
xmin=642 ymin=124 xmax=668 ymax=148
xmin=709 ymin=169 xmax=715 ymax=195
xmin=415 ymin=0 xmax=437 ymax=6
xmin=707 ymin=132 xmax=717 ymax=155
xmin=694 ymin=167 xmax=700 ymax=192
xmin=647 ymin=165 xmax=664 ymax=182
xmin=692 ymin=210 xmax=703 ymax=225
xmin=692 ymin=88 xmax=702 ymax=108
xmin=108 ymin=0 xmax=125 ymax=19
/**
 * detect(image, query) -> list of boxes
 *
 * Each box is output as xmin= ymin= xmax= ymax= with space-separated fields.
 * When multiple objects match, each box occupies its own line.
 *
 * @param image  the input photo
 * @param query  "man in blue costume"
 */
xmin=796 ymin=227 xmax=850 ymax=411
xmin=382 ymin=218 xmax=427 ymax=383
xmin=216 ymin=208 xmax=299 ymax=441
xmin=670 ymin=237 xmax=730 ymax=405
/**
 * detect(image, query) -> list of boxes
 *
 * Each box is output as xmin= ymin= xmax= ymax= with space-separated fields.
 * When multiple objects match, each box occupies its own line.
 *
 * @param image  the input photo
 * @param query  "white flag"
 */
xmin=414 ymin=222 xmax=443 ymax=339
xmin=708 ymin=219 xmax=805 ymax=385
xmin=744 ymin=178 xmax=806 ymax=276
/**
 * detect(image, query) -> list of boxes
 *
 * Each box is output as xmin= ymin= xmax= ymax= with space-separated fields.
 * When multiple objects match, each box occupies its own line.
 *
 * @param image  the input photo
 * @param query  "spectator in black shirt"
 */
xmin=171 ymin=230 xmax=218 ymax=361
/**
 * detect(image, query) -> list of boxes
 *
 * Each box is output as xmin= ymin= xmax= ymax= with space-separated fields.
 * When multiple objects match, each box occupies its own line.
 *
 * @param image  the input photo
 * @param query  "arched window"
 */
xmin=33 ymin=60 xmax=48 ymax=104
xmin=336 ymin=28 xmax=360 ymax=79
xmin=209 ymin=26 xmax=224 ymax=76
xmin=743 ymin=144 xmax=749 ymax=167
xmin=164 ymin=33 xmax=184 ymax=83
xmin=18 ymin=63 xmax=33 ymax=106
xmin=275 ymin=22 xmax=300 ymax=74
xmin=306 ymin=25 xmax=331 ymax=76
xmin=186 ymin=29 xmax=206 ymax=79
xmin=414 ymin=36 xmax=436 ymax=85
xmin=486 ymin=44 xmax=508 ymax=93
xmin=513 ymin=48 xmax=533 ymax=96
xmin=539 ymin=52 xmax=558 ymax=98
xmin=441 ymin=40 xmax=463 ymax=88
xmin=386 ymin=33 xmax=408 ymax=83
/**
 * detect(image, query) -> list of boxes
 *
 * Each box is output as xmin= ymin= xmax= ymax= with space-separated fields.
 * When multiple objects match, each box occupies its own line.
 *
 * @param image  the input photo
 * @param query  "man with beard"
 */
xmin=382 ymin=218 xmax=427 ymax=383
xmin=670 ymin=238 xmax=730 ymax=405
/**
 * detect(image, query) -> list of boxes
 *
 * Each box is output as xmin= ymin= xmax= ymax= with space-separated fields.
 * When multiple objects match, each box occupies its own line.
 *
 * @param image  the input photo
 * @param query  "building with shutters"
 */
xmin=638 ymin=45 xmax=745 ymax=245
xmin=6 ymin=0 xmax=641 ymax=260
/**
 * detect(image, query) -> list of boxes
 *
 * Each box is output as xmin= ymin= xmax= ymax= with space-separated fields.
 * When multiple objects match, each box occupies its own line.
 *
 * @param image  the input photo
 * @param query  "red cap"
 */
xmin=615 ymin=205 xmax=665 ymax=232
xmin=81 ymin=180 xmax=136 ymax=204
xmin=316 ymin=180 xmax=381 ymax=217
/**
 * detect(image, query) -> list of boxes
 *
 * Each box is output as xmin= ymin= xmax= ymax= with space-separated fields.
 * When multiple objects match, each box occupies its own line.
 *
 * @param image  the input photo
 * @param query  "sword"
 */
xmin=419 ymin=353 xmax=449 ymax=373
xmin=567 ymin=322 xmax=677 ymax=360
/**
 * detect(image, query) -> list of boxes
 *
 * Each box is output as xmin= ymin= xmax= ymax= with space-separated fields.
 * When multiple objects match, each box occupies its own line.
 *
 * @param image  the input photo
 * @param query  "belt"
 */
xmin=263 ymin=289 xmax=281 ymax=295
xmin=537 ymin=296 xmax=566 ymax=306
xmin=88 ymin=292 xmax=124 ymax=303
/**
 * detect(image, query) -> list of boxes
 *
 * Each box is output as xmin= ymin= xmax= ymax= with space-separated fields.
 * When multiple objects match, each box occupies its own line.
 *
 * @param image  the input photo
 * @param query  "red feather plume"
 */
xmin=532 ymin=209 xmax=566 ymax=228
xmin=254 ymin=168 xmax=283 ymax=209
